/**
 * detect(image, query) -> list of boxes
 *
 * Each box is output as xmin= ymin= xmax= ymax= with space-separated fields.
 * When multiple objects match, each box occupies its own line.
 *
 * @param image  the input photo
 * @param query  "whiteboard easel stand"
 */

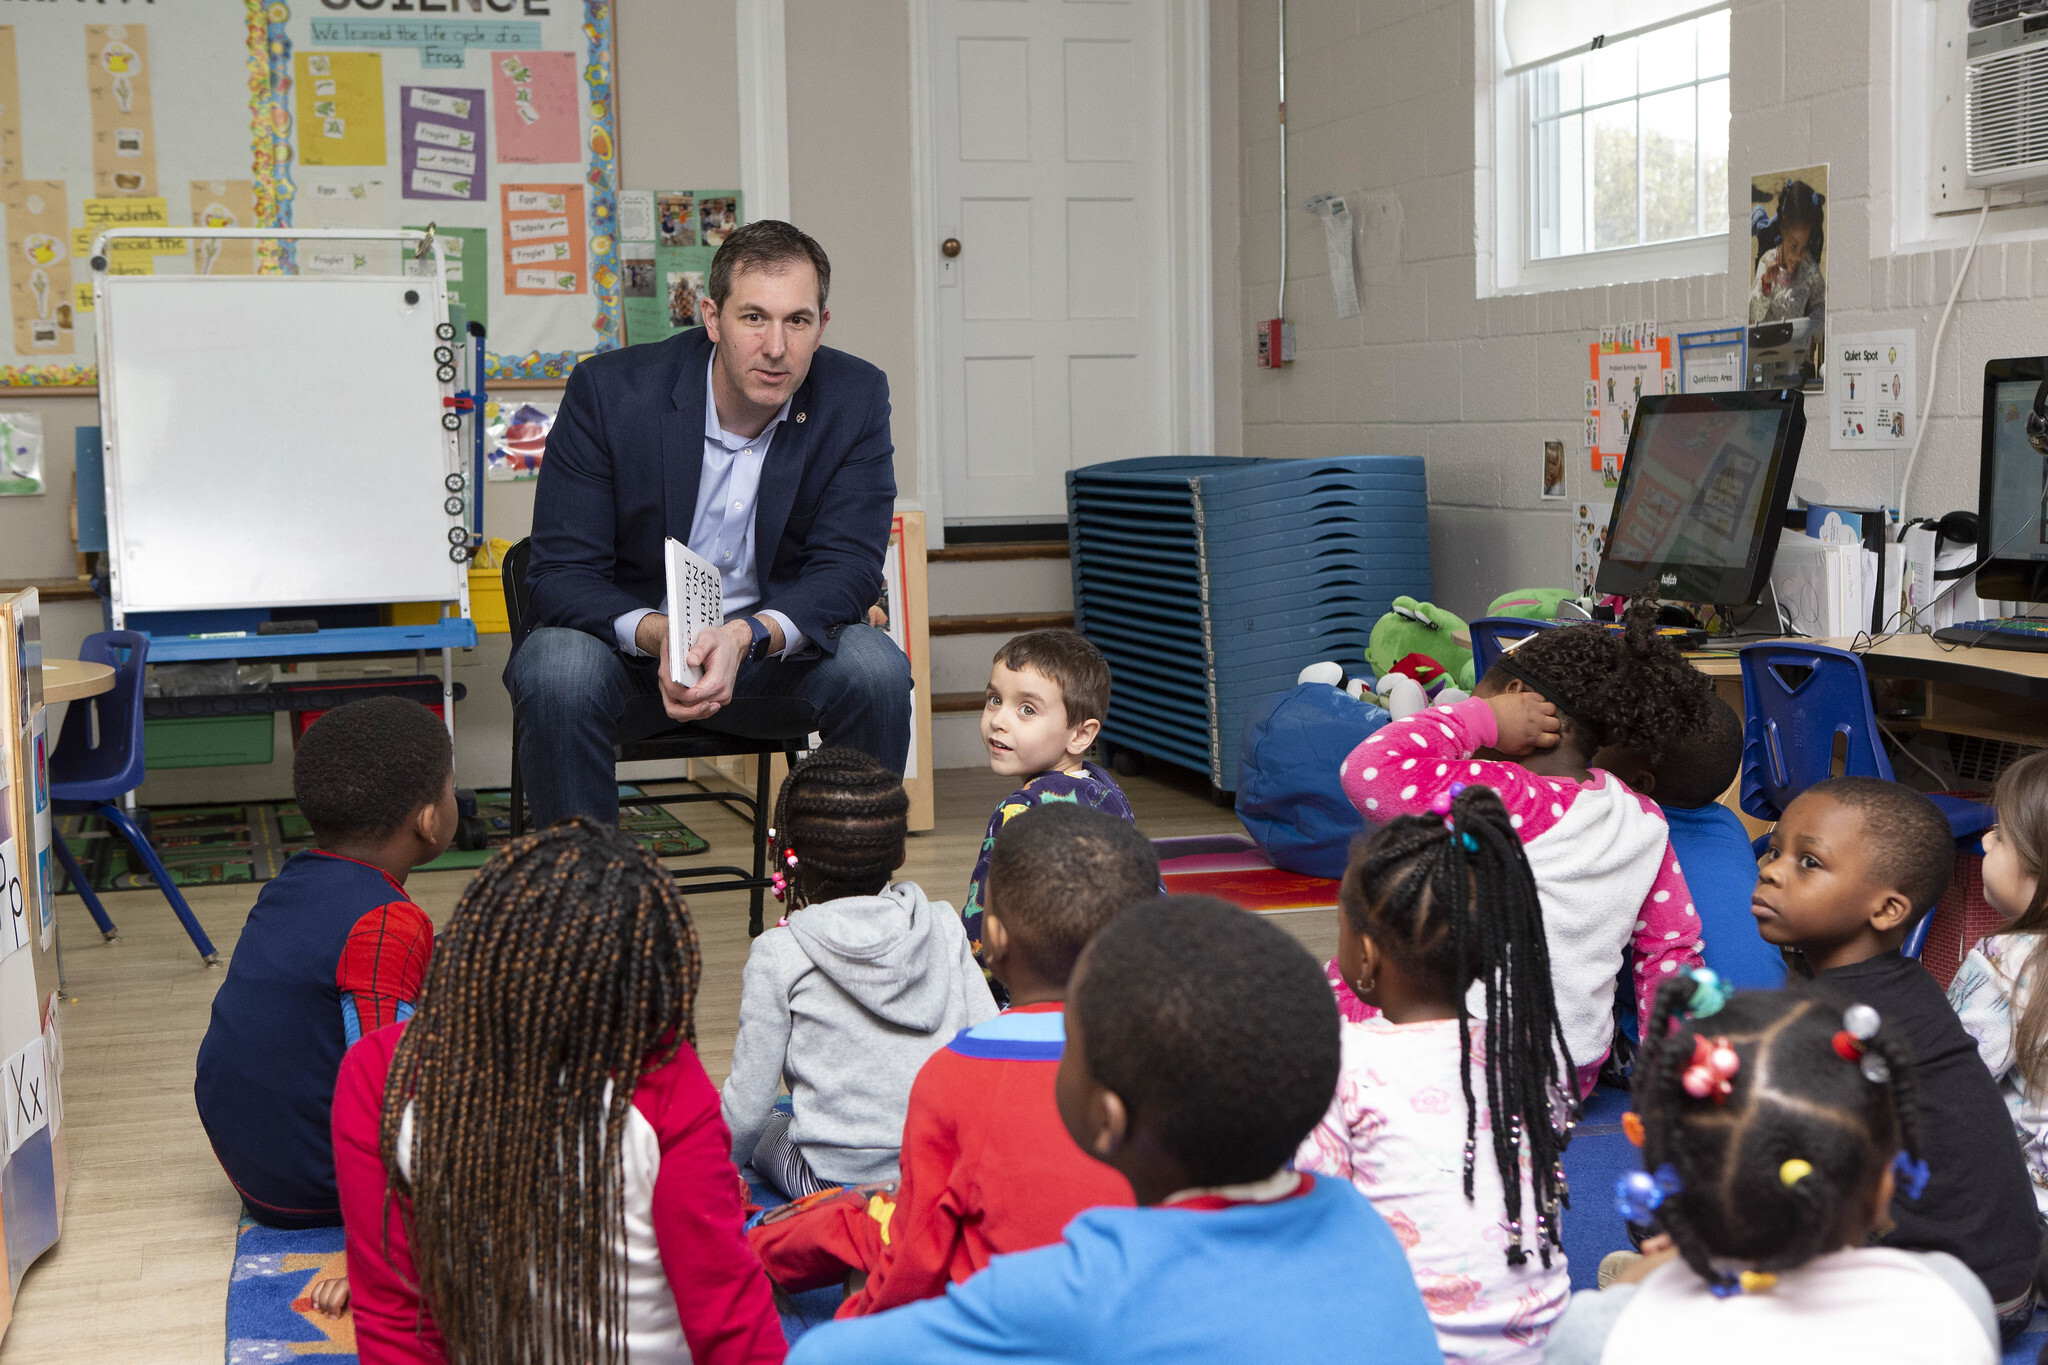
xmin=90 ymin=228 xmax=477 ymax=747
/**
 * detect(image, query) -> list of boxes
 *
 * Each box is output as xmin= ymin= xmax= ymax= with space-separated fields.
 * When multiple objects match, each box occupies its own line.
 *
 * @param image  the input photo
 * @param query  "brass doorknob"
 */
xmin=941 ymin=238 xmax=961 ymax=258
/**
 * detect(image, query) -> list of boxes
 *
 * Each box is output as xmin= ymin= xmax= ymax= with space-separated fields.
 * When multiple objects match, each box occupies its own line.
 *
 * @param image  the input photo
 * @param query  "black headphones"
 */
xmin=2029 ymin=376 xmax=2048 ymax=454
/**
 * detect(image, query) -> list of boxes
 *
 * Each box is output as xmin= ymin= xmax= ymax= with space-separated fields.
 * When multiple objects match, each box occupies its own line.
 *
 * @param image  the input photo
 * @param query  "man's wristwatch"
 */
xmin=743 ymin=615 xmax=775 ymax=663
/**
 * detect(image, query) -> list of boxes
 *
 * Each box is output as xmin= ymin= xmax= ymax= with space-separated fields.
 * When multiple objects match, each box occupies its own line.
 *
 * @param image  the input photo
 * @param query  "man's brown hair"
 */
xmin=992 ymin=628 xmax=1111 ymax=728
xmin=708 ymin=220 xmax=831 ymax=311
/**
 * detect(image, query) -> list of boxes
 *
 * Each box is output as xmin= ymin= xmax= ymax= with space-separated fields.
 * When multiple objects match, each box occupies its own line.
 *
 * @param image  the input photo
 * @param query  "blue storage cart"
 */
xmin=1066 ymin=456 xmax=1432 ymax=795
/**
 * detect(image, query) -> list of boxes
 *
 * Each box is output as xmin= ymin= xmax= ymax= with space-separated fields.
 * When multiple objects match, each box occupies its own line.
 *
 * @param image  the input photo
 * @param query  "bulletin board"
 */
xmin=0 ymin=2 xmax=622 ymax=387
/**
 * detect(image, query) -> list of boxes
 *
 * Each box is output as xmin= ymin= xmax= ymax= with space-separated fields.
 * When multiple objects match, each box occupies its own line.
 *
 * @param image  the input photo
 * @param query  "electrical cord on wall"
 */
xmin=1897 ymin=198 xmax=1992 ymax=522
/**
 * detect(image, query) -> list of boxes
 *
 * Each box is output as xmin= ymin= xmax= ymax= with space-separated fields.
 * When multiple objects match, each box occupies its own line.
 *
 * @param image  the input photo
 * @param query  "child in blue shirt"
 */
xmin=963 ymin=630 xmax=1141 ymax=1000
xmin=195 ymin=698 xmax=456 ymax=1232
xmin=1597 ymin=696 xmax=1785 ymax=989
xmin=787 ymin=895 xmax=1444 ymax=1365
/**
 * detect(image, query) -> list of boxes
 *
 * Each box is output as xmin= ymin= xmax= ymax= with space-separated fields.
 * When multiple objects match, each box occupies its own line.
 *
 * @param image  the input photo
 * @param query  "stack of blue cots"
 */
xmin=1065 ymin=455 xmax=1433 ymax=794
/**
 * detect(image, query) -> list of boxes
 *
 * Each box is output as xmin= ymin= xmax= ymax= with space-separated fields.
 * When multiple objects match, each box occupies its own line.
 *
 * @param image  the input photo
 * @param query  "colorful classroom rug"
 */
xmin=224 ymin=1218 xmax=354 ymax=1364
xmin=1154 ymin=833 xmax=1340 ymax=913
xmin=57 ymin=787 xmax=706 ymax=892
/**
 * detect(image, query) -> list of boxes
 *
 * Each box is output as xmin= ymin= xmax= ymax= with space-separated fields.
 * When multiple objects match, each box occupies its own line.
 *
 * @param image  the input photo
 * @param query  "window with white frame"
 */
xmin=1486 ymin=1 xmax=1731 ymax=293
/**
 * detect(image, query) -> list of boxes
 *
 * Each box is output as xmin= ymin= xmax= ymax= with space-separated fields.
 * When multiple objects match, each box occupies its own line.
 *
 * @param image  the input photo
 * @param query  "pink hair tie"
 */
xmin=1681 ymin=1035 xmax=1739 ymax=1102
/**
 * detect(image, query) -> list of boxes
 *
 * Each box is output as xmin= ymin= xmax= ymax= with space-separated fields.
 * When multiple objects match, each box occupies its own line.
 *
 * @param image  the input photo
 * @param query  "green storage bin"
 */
xmin=143 ymin=714 xmax=275 ymax=769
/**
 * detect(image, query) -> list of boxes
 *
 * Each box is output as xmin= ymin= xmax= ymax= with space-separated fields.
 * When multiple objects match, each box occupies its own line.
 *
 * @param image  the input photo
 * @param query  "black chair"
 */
xmin=502 ymin=537 xmax=817 ymax=935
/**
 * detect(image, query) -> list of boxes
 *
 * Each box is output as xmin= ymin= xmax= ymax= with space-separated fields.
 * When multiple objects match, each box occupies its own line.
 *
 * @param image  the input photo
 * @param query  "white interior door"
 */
xmin=932 ymin=0 xmax=1174 ymax=527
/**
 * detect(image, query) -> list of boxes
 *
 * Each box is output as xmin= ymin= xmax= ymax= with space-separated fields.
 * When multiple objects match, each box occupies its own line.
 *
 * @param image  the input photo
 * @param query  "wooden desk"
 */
xmin=1691 ymin=635 xmax=2048 ymax=748
xmin=41 ymin=658 xmax=113 ymax=704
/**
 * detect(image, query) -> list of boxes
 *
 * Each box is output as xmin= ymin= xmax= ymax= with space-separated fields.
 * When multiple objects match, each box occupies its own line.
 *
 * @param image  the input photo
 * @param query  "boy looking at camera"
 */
xmin=962 ymin=630 xmax=1140 ymax=997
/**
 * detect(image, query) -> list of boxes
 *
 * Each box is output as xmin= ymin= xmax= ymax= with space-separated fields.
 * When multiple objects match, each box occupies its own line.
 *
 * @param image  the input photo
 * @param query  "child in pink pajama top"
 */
xmin=1340 ymin=619 xmax=1712 ymax=1088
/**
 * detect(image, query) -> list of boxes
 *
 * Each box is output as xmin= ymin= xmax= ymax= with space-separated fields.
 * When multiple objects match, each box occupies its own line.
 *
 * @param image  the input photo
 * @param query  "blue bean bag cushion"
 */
xmin=1236 ymin=683 xmax=1390 ymax=880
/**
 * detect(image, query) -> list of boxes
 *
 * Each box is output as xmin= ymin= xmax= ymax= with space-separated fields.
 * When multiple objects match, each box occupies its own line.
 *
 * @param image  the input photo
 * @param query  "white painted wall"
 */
xmin=1235 ymin=0 xmax=2048 ymax=618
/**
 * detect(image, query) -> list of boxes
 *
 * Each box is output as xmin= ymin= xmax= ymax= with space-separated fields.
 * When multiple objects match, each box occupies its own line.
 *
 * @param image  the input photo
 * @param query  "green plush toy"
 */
xmin=1486 ymin=588 xmax=1579 ymax=621
xmin=1366 ymin=597 xmax=1475 ymax=693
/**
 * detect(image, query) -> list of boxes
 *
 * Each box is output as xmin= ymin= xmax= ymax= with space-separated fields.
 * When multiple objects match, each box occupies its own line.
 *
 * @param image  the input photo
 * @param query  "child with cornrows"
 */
xmin=722 ymin=748 xmax=996 ymax=1200
xmin=1950 ymin=749 xmax=2048 ymax=1221
xmin=1341 ymin=599 xmax=1713 ymax=1091
xmin=331 ymin=817 xmax=786 ymax=1365
xmin=1298 ymin=785 xmax=1575 ymax=1364
xmin=1545 ymin=977 xmax=1997 ymax=1364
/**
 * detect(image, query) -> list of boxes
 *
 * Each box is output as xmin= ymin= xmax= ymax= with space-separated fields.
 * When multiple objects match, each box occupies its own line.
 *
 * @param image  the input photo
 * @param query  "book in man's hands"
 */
xmin=664 ymin=537 xmax=724 ymax=690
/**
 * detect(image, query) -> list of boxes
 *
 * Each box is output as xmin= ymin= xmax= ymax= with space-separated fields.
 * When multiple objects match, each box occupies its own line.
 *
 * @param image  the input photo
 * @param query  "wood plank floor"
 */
xmin=0 ymin=764 xmax=1334 ymax=1362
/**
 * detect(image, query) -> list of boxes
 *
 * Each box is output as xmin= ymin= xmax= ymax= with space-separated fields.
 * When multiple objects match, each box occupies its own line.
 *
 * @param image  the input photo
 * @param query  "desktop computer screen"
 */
xmin=1595 ymin=390 xmax=1807 ymax=605
xmin=1978 ymin=358 xmax=2048 ymax=603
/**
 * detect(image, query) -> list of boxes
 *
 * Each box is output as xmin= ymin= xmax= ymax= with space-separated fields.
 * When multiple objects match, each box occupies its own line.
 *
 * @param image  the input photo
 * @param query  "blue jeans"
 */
xmin=504 ymin=623 xmax=913 ymax=827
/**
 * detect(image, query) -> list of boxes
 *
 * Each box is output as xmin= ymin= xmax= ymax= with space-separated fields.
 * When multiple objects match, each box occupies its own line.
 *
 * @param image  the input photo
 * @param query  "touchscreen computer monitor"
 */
xmin=1594 ymin=389 xmax=1807 ymax=605
xmin=1976 ymin=357 xmax=2048 ymax=605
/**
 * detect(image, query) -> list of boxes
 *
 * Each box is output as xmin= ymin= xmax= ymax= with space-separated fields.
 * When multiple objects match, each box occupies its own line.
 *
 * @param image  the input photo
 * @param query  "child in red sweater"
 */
xmin=749 ymin=802 xmax=1154 ymax=1314
xmin=332 ymin=819 xmax=784 ymax=1364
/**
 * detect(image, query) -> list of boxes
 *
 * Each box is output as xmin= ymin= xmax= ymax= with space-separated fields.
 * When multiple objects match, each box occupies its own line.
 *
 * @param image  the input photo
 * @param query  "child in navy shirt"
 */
xmin=195 ymin=697 xmax=456 ymax=1231
xmin=963 ymin=630 xmax=1141 ymax=1000
xmin=1596 ymin=697 xmax=1785 ymax=989
xmin=788 ymin=896 xmax=1443 ymax=1365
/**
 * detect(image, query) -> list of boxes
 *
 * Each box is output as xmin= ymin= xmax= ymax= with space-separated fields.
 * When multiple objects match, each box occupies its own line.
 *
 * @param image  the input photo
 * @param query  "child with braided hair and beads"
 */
xmin=723 ymin=748 xmax=996 ymax=1201
xmin=1297 ymin=785 xmax=1575 ymax=1364
xmin=330 ymin=817 xmax=786 ymax=1365
xmin=1750 ymin=776 xmax=2043 ymax=1339
xmin=1340 ymin=597 xmax=1712 ymax=1092
xmin=1544 ymin=977 xmax=1997 ymax=1364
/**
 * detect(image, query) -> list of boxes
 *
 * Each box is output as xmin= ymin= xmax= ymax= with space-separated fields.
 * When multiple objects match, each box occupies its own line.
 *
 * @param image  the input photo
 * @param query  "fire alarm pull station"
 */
xmin=1257 ymin=319 xmax=1295 ymax=368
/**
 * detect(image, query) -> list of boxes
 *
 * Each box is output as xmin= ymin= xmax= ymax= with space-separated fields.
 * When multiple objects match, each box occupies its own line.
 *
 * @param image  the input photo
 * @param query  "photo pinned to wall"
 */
xmin=666 ymin=271 xmax=706 ymax=330
xmin=1573 ymin=501 xmax=1614 ymax=597
xmin=1749 ymin=164 xmax=1827 ymax=392
xmin=1542 ymin=440 xmax=1566 ymax=499
xmin=657 ymin=192 xmax=697 ymax=246
xmin=699 ymin=195 xmax=738 ymax=247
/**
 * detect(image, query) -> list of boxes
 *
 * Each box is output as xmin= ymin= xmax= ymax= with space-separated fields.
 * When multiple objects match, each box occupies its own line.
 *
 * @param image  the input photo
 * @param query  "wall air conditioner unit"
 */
xmin=1967 ymin=13 xmax=2048 ymax=185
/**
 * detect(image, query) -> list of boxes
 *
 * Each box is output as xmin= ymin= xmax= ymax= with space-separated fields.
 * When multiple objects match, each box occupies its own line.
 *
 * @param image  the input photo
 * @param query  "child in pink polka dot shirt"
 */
xmin=1339 ymin=615 xmax=1714 ymax=1092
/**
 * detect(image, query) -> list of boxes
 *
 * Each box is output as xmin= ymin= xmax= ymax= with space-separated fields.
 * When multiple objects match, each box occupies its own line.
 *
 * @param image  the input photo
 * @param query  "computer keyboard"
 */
xmin=1933 ymin=618 xmax=2048 ymax=651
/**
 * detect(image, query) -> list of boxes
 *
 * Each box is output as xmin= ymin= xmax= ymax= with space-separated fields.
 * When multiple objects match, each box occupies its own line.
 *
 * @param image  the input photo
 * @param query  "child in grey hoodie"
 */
xmin=723 ymin=749 xmax=997 ymax=1200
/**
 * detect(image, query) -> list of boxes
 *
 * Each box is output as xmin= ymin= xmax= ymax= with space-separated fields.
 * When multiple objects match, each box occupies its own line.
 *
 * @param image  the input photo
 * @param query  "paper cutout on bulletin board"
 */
xmin=189 ymin=180 xmax=256 ymax=276
xmin=297 ymin=175 xmax=393 ymax=275
xmin=1572 ymin=501 xmax=1614 ymax=598
xmin=404 ymin=223 xmax=487 ymax=329
xmin=1587 ymin=337 xmax=1671 ymax=469
xmin=86 ymin=24 xmax=157 ymax=198
xmin=400 ymin=86 xmax=485 ymax=201
xmin=500 ymin=184 xmax=584 ymax=294
xmin=296 ymin=51 xmax=387 ymax=167
xmin=492 ymin=50 xmax=579 ymax=165
xmin=6 ymin=187 xmax=72 ymax=357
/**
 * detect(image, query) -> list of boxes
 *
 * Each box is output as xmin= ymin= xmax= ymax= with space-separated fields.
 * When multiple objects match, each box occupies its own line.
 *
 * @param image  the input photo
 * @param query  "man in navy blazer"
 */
xmin=506 ymin=222 xmax=911 ymax=826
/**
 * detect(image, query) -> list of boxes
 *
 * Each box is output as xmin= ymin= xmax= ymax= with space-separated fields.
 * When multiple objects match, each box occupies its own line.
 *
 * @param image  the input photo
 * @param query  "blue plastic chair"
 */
xmin=1738 ymin=641 xmax=1996 ymax=862
xmin=1468 ymin=616 xmax=1558 ymax=681
xmin=48 ymin=632 xmax=218 ymax=965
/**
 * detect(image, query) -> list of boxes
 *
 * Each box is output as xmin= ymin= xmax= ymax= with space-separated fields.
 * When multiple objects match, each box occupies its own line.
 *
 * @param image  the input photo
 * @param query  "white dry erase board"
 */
xmin=96 ymin=229 xmax=468 ymax=617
